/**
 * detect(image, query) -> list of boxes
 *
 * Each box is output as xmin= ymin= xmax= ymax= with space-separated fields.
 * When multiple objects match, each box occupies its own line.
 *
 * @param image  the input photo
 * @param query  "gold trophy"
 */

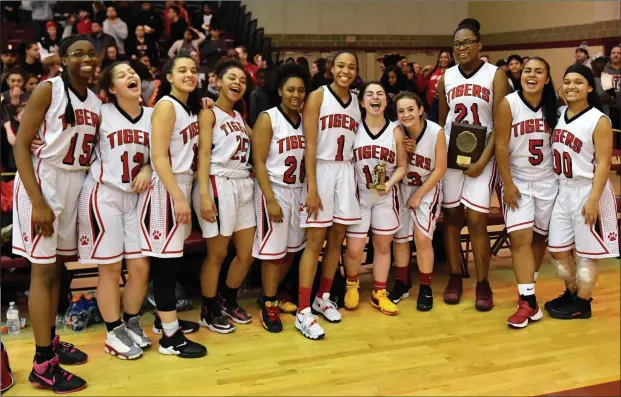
xmin=369 ymin=163 xmax=388 ymax=191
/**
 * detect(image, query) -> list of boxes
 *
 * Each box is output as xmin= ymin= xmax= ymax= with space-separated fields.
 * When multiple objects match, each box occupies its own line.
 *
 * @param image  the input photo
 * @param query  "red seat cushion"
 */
xmin=0 ymin=256 xmax=29 ymax=269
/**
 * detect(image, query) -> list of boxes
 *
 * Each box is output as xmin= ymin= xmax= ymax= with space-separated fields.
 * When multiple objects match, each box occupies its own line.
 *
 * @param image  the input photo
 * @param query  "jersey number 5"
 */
xmin=528 ymin=139 xmax=544 ymax=166
xmin=454 ymin=103 xmax=481 ymax=126
xmin=63 ymin=133 xmax=96 ymax=166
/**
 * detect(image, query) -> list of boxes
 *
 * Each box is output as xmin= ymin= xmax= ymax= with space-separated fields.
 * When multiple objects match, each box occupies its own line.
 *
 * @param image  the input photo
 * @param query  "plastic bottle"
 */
xmin=6 ymin=302 xmax=20 ymax=335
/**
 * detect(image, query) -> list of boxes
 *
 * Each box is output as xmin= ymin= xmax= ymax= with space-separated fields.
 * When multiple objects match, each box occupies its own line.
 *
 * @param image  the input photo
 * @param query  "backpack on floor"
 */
xmin=1 ymin=342 xmax=14 ymax=392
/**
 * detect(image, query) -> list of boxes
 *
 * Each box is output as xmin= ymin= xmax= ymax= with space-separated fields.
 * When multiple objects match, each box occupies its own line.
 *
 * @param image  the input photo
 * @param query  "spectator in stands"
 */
xmin=604 ymin=45 xmax=620 ymax=145
xmin=574 ymin=41 xmax=591 ymax=69
xmin=3 ymin=103 xmax=24 ymax=146
xmin=136 ymin=1 xmax=164 ymax=41
xmin=88 ymin=65 xmax=103 ymax=96
xmin=92 ymin=1 xmax=107 ymax=23
xmin=205 ymin=70 xmax=218 ymax=99
xmin=187 ymin=49 xmax=210 ymax=94
xmin=310 ymin=55 xmax=333 ymax=91
xmin=24 ymin=74 xmax=39 ymax=95
xmin=480 ymin=55 xmax=490 ymax=63
xmin=39 ymin=21 xmax=60 ymax=60
xmin=412 ymin=62 xmax=422 ymax=76
xmin=0 ymin=68 xmax=27 ymax=123
xmin=194 ymin=2 xmax=214 ymax=34
xmin=21 ymin=42 xmax=44 ymax=78
xmin=284 ymin=57 xmax=295 ymax=64
xmin=164 ymin=1 xmax=190 ymax=37
xmin=126 ymin=25 xmax=159 ymax=63
xmin=2 ymin=1 xmax=21 ymax=24
xmin=507 ymin=54 xmax=523 ymax=92
xmin=30 ymin=1 xmax=55 ymax=39
xmin=0 ymin=45 xmax=18 ymax=81
xmin=415 ymin=49 xmax=452 ymax=111
xmin=62 ymin=14 xmax=79 ymax=39
xmin=591 ymin=54 xmax=611 ymax=118
xmin=236 ymin=45 xmax=259 ymax=78
xmin=76 ymin=8 xmax=93 ymax=35
xmin=248 ymin=69 xmax=270 ymax=127
xmin=310 ymin=58 xmax=324 ymax=78
xmin=138 ymin=54 xmax=159 ymax=79
xmin=200 ymin=23 xmax=226 ymax=68
xmin=103 ymin=5 xmax=128 ymax=54
xmin=296 ymin=57 xmax=309 ymax=68
xmin=382 ymin=64 xmax=410 ymax=120
xmin=41 ymin=54 xmax=61 ymax=81
xmin=397 ymin=55 xmax=409 ymax=72
xmin=168 ymin=27 xmax=206 ymax=59
xmin=167 ymin=5 xmax=189 ymax=48
xmin=101 ymin=43 xmax=124 ymax=69
xmin=89 ymin=20 xmax=116 ymax=56
xmin=495 ymin=58 xmax=508 ymax=72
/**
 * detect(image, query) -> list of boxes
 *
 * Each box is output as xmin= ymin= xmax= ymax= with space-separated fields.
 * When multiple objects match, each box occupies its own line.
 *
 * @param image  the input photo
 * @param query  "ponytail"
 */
xmin=58 ymin=35 xmax=91 ymax=126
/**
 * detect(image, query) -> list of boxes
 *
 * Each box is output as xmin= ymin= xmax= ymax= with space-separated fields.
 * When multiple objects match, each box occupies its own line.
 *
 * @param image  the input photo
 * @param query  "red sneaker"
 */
xmin=508 ymin=299 xmax=543 ymax=328
xmin=443 ymin=274 xmax=463 ymax=304
xmin=475 ymin=281 xmax=494 ymax=311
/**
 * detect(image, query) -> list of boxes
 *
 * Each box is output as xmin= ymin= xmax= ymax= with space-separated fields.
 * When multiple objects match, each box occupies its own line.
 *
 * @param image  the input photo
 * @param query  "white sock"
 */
xmin=518 ymin=283 xmax=535 ymax=296
xmin=534 ymin=271 xmax=539 ymax=283
xmin=162 ymin=320 xmax=179 ymax=337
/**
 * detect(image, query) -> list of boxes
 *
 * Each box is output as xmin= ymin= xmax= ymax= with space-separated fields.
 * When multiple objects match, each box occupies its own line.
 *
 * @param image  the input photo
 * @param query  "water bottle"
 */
xmin=6 ymin=302 xmax=20 ymax=335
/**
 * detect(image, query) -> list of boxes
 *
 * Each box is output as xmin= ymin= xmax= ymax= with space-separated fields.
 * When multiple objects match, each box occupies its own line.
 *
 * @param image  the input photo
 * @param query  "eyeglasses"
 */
xmin=67 ymin=50 xmax=97 ymax=59
xmin=451 ymin=39 xmax=478 ymax=49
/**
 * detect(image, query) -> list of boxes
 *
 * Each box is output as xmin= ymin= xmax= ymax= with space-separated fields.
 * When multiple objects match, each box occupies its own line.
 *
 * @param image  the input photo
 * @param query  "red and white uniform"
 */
xmin=139 ymin=95 xmax=198 ymax=258
xmin=13 ymin=76 xmax=101 ymax=263
xmin=78 ymin=103 xmax=152 ymax=264
xmin=501 ymin=91 xmax=558 ymax=235
xmin=300 ymin=85 xmax=362 ymax=228
xmin=193 ymin=106 xmax=255 ymax=238
xmin=347 ymin=120 xmax=401 ymax=237
xmin=548 ymin=106 xmax=619 ymax=258
xmin=253 ymin=106 xmax=306 ymax=259
xmin=394 ymin=119 xmax=443 ymax=242
xmin=442 ymin=62 xmax=498 ymax=213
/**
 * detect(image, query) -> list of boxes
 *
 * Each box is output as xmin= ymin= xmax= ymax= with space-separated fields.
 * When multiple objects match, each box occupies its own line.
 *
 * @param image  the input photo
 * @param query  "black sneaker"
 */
xmin=158 ymin=329 xmax=207 ymax=358
xmin=152 ymin=314 xmax=200 ymax=335
xmin=199 ymin=305 xmax=236 ymax=334
xmin=52 ymin=336 xmax=87 ymax=365
xmin=388 ymin=279 xmax=412 ymax=304
xmin=548 ymin=296 xmax=592 ymax=320
xmin=544 ymin=289 xmax=575 ymax=313
xmin=220 ymin=297 xmax=252 ymax=324
xmin=29 ymin=355 xmax=87 ymax=393
xmin=261 ymin=301 xmax=283 ymax=333
xmin=417 ymin=284 xmax=433 ymax=312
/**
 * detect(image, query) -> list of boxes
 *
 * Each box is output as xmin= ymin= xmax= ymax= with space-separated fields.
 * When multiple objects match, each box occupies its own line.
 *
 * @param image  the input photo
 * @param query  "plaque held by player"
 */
xmin=447 ymin=122 xmax=487 ymax=171
xmin=369 ymin=163 xmax=388 ymax=191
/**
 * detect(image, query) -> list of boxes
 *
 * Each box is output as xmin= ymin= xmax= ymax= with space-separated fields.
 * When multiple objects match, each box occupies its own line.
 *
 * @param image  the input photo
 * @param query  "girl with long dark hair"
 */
xmin=416 ymin=49 xmax=453 ymax=109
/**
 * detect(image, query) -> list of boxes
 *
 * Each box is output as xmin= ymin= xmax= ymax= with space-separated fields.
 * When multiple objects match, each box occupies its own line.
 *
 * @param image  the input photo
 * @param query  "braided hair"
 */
xmin=58 ymin=35 xmax=92 ymax=126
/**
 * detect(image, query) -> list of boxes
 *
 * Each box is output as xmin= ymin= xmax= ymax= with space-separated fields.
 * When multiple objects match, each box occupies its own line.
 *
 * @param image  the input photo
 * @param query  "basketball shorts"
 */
xmin=300 ymin=161 xmax=361 ymax=228
xmin=78 ymin=175 xmax=144 ymax=264
xmin=346 ymin=185 xmax=401 ymax=238
xmin=12 ymin=159 xmax=85 ymax=264
xmin=548 ymin=179 xmax=619 ymax=259
xmin=394 ymin=182 xmax=443 ymax=242
xmin=193 ymin=175 xmax=256 ymax=239
xmin=501 ymin=175 xmax=558 ymax=236
xmin=253 ymin=182 xmax=306 ymax=260
xmin=442 ymin=159 xmax=498 ymax=213
xmin=139 ymin=173 xmax=193 ymax=258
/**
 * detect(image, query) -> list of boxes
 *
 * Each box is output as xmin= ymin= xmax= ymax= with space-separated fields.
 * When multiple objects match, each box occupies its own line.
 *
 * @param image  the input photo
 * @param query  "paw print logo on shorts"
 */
xmin=608 ymin=231 xmax=618 ymax=242
xmin=80 ymin=235 xmax=89 ymax=246
xmin=22 ymin=233 xmax=29 ymax=243
xmin=152 ymin=230 xmax=162 ymax=240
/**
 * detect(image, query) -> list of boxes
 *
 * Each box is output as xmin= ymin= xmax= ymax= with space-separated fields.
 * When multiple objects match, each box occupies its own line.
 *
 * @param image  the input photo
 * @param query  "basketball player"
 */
xmin=194 ymin=60 xmax=255 ymax=334
xmin=252 ymin=64 xmax=310 ymax=333
xmin=343 ymin=82 xmax=406 ymax=315
xmin=297 ymin=51 xmax=362 ymax=340
xmin=389 ymin=92 xmax=447 ymax=311
xmin=12 ymin=36 xmax=98 ymax=393
xmin=495 ymin=57 xmax=559 ymax=328
xmin=546 ymin=65 xmax=618 ymax=319
xmin=78 ymin=62 xmax=153 ymax=358
xmin=139 ymin=55 xmax=206 ymax=358
xmin=437 ymin=19 xmax=510 ymax=311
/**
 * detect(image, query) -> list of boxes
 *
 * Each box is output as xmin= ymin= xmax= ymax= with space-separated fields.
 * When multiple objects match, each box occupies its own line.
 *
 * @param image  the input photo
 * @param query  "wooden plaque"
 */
xmin=447 ymin=122 xmax=487 ymax=171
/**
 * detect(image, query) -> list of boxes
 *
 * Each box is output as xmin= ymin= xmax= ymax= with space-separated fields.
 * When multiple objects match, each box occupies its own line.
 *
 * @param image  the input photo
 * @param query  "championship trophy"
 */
xmin=447 ymin=122 xmax=487 ymax=171
xmin=369 ymin=163 xmax=388 ymax=191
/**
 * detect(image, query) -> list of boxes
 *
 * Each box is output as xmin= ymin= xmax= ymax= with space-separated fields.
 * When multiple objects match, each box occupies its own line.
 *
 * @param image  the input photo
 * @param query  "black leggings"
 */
xmin=151 ymin=258 xmax=179 ymax=312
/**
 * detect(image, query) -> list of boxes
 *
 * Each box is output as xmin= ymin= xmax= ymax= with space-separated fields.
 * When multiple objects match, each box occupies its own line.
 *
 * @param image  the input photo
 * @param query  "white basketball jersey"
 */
xmin=444 ymin=62 xmax=497 ymax=140
xmin=35 ymin=76 xmax=101 ymax=171
xmin=153 ymin=95 xmax=198 ymax=175
xmin=263 ymin=106 xmax=305 ymax=188
xmin=506 ymin=91 xmax=554 ymax=181
xmin=353 ymin=119 xmax=397 ymax=189
xmin=552 ymin=106 xmax=609 ymax=181
xmin=90 ymin=103 xmax=152 ymax=192
xmin=316 ymin=85 xmax=361 ymax=162
xmin=210 ymin=106 xmax=251 ymax=178
xmin=402 ymin=119 xmax=441 ymax=187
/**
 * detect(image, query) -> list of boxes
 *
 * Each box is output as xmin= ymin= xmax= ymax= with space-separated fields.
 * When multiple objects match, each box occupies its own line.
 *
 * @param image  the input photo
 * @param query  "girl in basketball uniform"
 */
xmin=194 ymin=60 xmax=255 ymax=334
xmin=546 ymin=65 xmax=618 ymax=319
xmin=77 ymin=62 xmax=153 ymax=359
xmin=297 ymin=51 xmax=362 ymax=340
xmin=389 ymin=92 xmax=447 ymax=311
xmin=252 ymin=63 xmax=310 ymax=333
xmin=12 ymin=36 xmax=98 ymax=393
xmin=437 ymin=18 xmax=510 ymax=311
xmin=139 ymin=54 xmax=206 ymax=358
xmin=495 ymin=57 xmax=559 ymax=328
xmin=343 ymin=82 xmax=406 ymax=315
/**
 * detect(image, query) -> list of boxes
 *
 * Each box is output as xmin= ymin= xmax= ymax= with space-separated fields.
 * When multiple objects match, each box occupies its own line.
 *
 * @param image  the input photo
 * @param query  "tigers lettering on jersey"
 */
xmin=353 ymin=145 xmax=396 ymax=164
xmin=278 ymin=135 xmax=305 ymax=153
xmin=319 ymin=114 xmax=359 ymax=133
xmin=408 ymin=152 xmax=431 ymax=171
xmin=221 ymin=120 xmax=247 ymax=136
xmin=552 ymin=128 xmax=583 ymax=154
xmin=512 ymin=118 xmax=551 ymax=137
xmin=107 ymin=129 xmax=150 ymax=149
xmin=180 ymin=121 xmax=200 ymax=144
xmin=60 ymin=109 xmax=99 ymax=130
xmin=446 ymin=84 xmax=491 ymax=104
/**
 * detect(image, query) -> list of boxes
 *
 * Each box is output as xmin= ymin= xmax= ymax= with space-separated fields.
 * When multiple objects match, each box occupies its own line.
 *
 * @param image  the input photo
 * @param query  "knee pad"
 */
xmin=576 ymin=256 xmax=598 ymax=294
xmin=151 ymin=261 xmax=178 ymax=312
xmin=551 ymin=257 xmax=574 ymax=280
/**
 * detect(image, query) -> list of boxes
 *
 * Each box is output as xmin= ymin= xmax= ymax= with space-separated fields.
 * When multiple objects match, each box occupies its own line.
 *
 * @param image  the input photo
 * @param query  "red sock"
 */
xmin=419 ymin=272 xmax=433 ymax=286
xmin=298 ymin=287 xmax=311 ymax=313
xmin=317 ymin=277 xmax=333 ymax=298
xmin=347 ymin=274 xmax=358 ymax=283
xmin=395 ymin=266 xmax=409 ymax=283
xmin=373 ymin=281 xmax=387 ymax=293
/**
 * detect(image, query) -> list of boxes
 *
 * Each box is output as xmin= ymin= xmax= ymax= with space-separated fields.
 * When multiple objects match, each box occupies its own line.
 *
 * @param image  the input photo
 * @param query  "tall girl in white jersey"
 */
xmin=251 ymin=64 xmax=310 ymax=333
xmin=139 ymin=55 xmax=206 ymax=358
xmin=545 ymin=65 xmax=618 ymax=320
xmin=195 ymin=61 xmax=255 ymax=334
xmin=296 ymin=51 xmax=362 ymax=340
xmin=343 ymin=82 xmax=406 ymax=316
xmin=437 ymin=18 xmax=510 ymax=311
xmin=12 ymin=36 xmax=98 ymax=393
xmin=78 ymin=62 xmax=154 ymax=359
xmin=495 ymin=57 xmax=559 ymax=329
xmin=389 ymin=92 xmax=447 ymax=311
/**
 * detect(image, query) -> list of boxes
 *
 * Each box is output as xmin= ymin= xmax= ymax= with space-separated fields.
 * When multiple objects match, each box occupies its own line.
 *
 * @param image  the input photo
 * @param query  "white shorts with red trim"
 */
xmin=139 ymin=173 xmax=193 ymax=258
xmin=77 ymin=175 xmax=144 ymax=265
xmin=501 ymin=175 xmax=558 ymax=236
xmin=300 ymin=161 xmax=361 ymax=228
xmin=442 ymin=159 xmax=497 ymax=213
xmin=193 ymin=175 xmax=256 ymax=239
xmin=12 ymin=159 xmax=85 ymax=264
xmin=548 ymin=179 xmax=619 ymax=259
xmin=253 ymin=182 xmax=306 ymax=260
xmin=346 ymin=185 xmax=401 ymax=238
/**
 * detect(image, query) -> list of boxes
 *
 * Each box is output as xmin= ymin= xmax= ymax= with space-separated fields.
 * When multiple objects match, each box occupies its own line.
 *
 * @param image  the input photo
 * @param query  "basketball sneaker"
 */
xmin=104 ymin=324 xmax=143 ymax=360
xmin=152 ymin=315 xmax=199 ymax=335
xmin=475 ymin=281 xmax=494 ymax=311
xmin=312 ymin=293 xmax=341 ymax=323
xmin=29 ymin=355 xmax=86 ymax=394
xmin=295 ymin=307 xmax=325 ymax=340
xmin=199 ymin=305 xmax=235 ymax=334
xmin=220 ymin=297 xmax=252 ymax=324
xmin=52 ymin=336 xmax=87 ymax=365
xmin=260 ymin=301 xmax=283 ymax=333
xmin=548 ymin=296 xmax=592 ymax=320
xmin=344 ymin=278 xmax=360 ymax=310
xmin=388 ymin=279 xmax=411 ymax=304
xmin=277 ymin=292 xmax=297 ymax=313
xmin=417 ymin=284 xmax=433 ymax=312
xmin=443 ymin=274 xmax=463 ymax=304
xmin=126 ymin=316 xmax=152 ymax=348
xmin=371 ymin=289 xmax=399 ymax=315
xmin=544 ymin=289 xmax=575 ymax=313
xmin=158 ymin=328 xmax=207 ymax=358
xmin=507 ymin=299 xmax=543 ymax=328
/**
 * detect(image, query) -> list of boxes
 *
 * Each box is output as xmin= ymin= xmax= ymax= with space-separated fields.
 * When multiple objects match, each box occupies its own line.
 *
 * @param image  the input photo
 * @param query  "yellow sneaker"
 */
xmin=372 ymin=289 xmax=399 ymax=316
xmin=344 ymin=278 xmax=360 ymax=310
xmin=278 ymin=300 xmax=297 ymax=314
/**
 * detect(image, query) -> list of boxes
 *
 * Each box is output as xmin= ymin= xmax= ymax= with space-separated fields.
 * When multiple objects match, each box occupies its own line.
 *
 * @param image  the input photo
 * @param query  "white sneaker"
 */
xmin=295 ymin=308 xmax=325 ymax=340
xmin=312 ymin=293 xmax=342 ymax=323
xmin=104 ymin=324 xmax=143 ymax=360
xmin=126 ymin=316 xmax=152 ymax=348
